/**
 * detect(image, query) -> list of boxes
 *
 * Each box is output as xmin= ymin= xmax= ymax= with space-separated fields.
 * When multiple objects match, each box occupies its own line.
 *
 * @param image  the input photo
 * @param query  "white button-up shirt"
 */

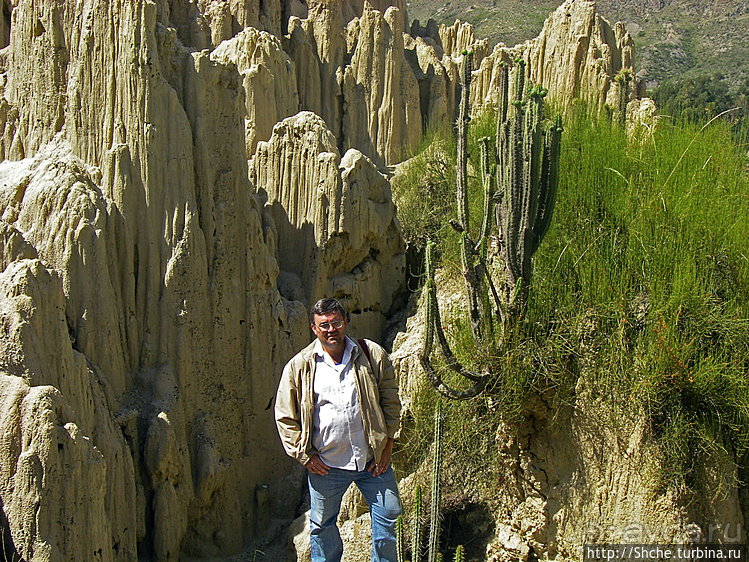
xmin=311 ymin=337 xmax=372 ymax=470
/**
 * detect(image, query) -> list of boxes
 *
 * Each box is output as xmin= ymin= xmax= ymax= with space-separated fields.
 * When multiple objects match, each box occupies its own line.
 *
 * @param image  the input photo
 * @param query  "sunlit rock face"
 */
xmin=0 ymin=0 xmax=638 ymax=558
xmin=251 ymin=111 xmax=406 ymax=338
xmin=0 ymin=1 xmax=403 ymax=559
xmin=470 ymin=0 xmax=636 ymax=112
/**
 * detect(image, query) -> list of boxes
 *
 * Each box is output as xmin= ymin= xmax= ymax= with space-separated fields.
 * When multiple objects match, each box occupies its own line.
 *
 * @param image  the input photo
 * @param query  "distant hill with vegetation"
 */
xmin=406 ymin=0 xmax=749 ymax=97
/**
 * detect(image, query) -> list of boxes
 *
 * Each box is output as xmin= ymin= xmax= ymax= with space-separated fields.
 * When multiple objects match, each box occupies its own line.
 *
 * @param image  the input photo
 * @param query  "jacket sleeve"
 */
xmin=274 ymin=361 xmax=312 ymax=466
xmin=370 ymin=341 xmax=401 ymax=439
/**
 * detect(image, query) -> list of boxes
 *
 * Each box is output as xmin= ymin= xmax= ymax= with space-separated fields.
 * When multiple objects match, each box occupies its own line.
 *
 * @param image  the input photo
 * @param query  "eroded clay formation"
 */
xmin=0 ymin=0 xmax=638 ymax=559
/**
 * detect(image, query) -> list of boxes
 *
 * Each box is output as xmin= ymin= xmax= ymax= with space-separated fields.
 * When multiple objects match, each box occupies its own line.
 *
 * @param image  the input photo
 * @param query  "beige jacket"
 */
xmin=275 ymin=337 xmax=401 ymax=467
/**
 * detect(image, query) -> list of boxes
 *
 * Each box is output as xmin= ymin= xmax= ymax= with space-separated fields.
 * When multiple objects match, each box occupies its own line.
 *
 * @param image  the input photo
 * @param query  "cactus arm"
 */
xmin=475 ymin=137 xmax=494 ymax=254
xmin=397 ymin=515 xmax=407 ymax=562
xmin=616 ymin=69 xmax=632 ymax=126
xmin=505 ymin=99 xmax=525 ymax=284
xmin=420 ymin=242 xmax=490 ymax=399
xmin=481 ymin=260 xmax=506 ymax=325
xmin=518 ymin=86 xmax=548 ymax=284
xmin=474 ymin=134 xmax=497 ymax=340
xmin=422 ymin=241 xmax=438 ymax=359
xmin=475 ymin=138 xmax=497 ymax=340
xmin=525 ymin=87 xmax=547 ymax=230
xmin=456 ymin=51 xmax=473 ymax=233
xmin=531 ymin=115 xmax=563 ymax=253
xmin=512 ymin=58 xmax=526 ymax=102
xmin=495 ymin=60 xmax=511 ymax=197
xmin=453 ymin=50 xmax=493 ymax=345
xmin=496 ymin=61 xmax=509 ymax=135
xmin=434 ymin=315 xmax=486 ymax=383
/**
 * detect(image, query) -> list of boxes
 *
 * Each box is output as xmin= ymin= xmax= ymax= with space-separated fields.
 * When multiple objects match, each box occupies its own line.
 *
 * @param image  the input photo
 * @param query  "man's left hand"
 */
xmin=367 ymin=438 xmax=394 ymax=477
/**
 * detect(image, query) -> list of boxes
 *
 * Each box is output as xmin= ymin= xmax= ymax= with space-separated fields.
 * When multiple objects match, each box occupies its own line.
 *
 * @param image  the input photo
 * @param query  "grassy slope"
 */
xmin=406 ymin=0 xmax=749 ymax=91
xmin=395 ymin=100 xmax=749 ymax=499
xmin=397 ymin=0 xmax=749 ymax=553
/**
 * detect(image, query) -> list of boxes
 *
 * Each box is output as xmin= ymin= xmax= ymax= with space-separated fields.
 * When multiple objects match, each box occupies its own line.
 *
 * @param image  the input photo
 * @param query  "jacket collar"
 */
xmin=301 ymin=336 xmax=362 ymax=363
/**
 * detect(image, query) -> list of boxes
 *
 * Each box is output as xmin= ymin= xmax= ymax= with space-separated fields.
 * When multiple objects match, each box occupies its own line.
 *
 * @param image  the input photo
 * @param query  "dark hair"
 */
xmin=310 ymin=298 xmax=348 ymax=323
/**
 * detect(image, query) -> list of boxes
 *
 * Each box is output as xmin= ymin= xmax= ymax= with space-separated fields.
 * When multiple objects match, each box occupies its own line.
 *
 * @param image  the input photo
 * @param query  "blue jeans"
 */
xmin=308 ymin=466 xmax=401 ymax=562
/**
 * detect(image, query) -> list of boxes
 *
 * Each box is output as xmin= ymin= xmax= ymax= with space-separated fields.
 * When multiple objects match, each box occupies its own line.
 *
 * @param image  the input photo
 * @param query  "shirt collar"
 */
xmin=313 ymin=336 xmax=354 ymax=365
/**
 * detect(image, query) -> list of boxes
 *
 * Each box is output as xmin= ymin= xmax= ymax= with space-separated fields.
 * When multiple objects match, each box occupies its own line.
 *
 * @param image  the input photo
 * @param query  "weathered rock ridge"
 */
xmin=137 ymin=0 xmax=637 ymax=171
xmin=0 ymin=0 xmax=638 ymax=172
xmin=0 ymin=1 xmax=403 ymax=560
xmin=251 ymin=112 xmax=405 ymax=338
xmin=0 ymin=0 xmax=641 ymax=559
xmin=463 ymin=0 xmax=636 ymax=112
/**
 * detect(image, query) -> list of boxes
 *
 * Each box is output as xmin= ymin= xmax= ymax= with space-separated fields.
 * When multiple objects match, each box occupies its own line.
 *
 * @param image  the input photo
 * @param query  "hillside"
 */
xmin=406 ymin=0 xmax=749 ymax=91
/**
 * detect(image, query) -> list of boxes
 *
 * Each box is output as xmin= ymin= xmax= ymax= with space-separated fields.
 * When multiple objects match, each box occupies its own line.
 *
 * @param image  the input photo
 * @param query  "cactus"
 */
xmin=427 ymin=400 xmax=444 ymax=562
xmin=495 ymin=59 xmax=563 ymax=312
xmin=420 ymin=55 xmax=561 ymax=398
xmin=454 ymin=50 xmax=491 ymax=344
xmin=412 ymin=485 xmax=423 ymax=562
xmin=397 ymin=515 xmax=407 ymax=562
xmin=420 ymin=241 xmax=489 ymax=400
xmin=407 ymin=405 xmax=467 ymax=562
xmin=419 ymin=52 xmax=493 ymax=400
xmin=615 ymin=68 xmax=633 ymax=127
xmin=477 ymin=136 xmax=504 ymax=324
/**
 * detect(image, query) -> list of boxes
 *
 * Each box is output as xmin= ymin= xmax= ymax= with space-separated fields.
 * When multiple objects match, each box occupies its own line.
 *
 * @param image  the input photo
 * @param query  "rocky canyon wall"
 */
xmin=0 ymin=0 xmax=404 ymax=560
xmin=502 ymin=0 xmax=634 ymax=111
xmin=0 ymin=0 xmax=640 ymax=559
xmin=157 ymin=0 xmax=638 ymax=171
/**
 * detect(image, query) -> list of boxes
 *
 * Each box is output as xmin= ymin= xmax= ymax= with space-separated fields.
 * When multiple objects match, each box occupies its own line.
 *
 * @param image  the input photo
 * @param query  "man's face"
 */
xmin=311 ymin=311 xmax=348 ymax=352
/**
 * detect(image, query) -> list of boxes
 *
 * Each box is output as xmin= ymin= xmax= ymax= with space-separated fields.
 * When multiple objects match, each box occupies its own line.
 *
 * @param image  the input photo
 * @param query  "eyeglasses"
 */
xmin=316 ymin=320 xmax=344 ymax=330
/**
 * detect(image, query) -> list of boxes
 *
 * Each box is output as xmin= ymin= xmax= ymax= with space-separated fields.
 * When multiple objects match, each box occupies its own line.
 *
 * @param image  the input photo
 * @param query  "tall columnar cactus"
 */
xmin=427 ymin=400 xmax=443 ymax=562
xmin=397 ymin=515 xmax=407 ymax=562
xmin=615 ymin=68 xmax=633 ymax=127
xmin=419 ymin=52 xmax=493 ymax=400
xmin=496 ymin=59 xmax=563 ymax=312
xmin=454 ymin=50 xmax=491 ymax=344
xmin=477 ymin=136 xmax=504 ymax=323
xmin=412 ymin=485 xmax=423 ymax=562
xmin=454 ymin=545 xmax=466 ymax=562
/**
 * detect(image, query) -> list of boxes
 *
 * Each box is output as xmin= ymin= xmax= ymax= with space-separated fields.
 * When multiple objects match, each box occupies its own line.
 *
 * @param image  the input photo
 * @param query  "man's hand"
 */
xmin=367 ymin=438 xmax=394 ymax=477
xmin=305 ymin=454 xmax=330 ymax=476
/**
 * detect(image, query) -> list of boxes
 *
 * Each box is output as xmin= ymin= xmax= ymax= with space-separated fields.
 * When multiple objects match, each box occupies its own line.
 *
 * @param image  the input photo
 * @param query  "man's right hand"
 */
xmin=305 ymin=454 xmax=330 ymax=476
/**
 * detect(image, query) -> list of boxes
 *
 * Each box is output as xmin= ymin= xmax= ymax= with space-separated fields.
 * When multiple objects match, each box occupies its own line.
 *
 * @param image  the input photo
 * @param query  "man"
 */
xmin=275 ymin=297 xmax=402 ymax=562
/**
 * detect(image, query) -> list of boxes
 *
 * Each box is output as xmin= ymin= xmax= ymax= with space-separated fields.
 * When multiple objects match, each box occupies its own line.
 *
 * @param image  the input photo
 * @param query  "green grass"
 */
xmin=394 ymin=100 xmax=749 ymax=495
xmin=537 ymin=104 xmax=749 ymax=493
xmin=392 ymin=129 xmax=456 ymax=254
